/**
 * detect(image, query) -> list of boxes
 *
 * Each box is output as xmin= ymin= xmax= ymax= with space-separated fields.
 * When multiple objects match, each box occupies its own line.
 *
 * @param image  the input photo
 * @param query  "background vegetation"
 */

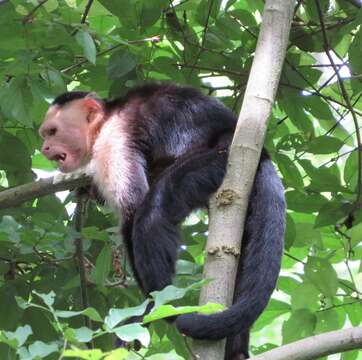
xmin=0 ymin=0 xmax=361 ymax=359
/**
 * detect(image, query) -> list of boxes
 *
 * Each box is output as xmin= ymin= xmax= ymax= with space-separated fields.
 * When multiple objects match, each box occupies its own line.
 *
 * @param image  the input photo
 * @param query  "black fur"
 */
xmin=57 ymin=83 xmax=285 ymax=359
xmin=52 ymin=91 xmax=90 ymax=106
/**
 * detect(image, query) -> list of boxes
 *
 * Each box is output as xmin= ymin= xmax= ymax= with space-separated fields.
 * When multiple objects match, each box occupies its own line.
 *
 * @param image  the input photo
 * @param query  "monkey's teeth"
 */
xmin=52 ymin=153 xmax=66 ymax=162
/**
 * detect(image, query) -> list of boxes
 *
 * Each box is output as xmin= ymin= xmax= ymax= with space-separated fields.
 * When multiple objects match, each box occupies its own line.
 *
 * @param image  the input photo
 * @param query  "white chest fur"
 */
xmin=86 ymin=114 xmax=133 ymax=213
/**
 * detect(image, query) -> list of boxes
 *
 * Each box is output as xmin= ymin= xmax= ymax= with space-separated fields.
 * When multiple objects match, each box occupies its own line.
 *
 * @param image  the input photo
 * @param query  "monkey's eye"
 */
xmin=48 ymin=127 xmax=57 ymax=136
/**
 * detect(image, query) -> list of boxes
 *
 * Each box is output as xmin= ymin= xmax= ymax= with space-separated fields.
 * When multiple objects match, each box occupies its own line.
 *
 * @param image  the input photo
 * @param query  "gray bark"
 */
xmin=250 ymin=326 xmax=362 ymax=360
xmin=193 ymin=1 xmax=295 ymax=359
xmin=0 ymin=174 xmax=90 ymax=209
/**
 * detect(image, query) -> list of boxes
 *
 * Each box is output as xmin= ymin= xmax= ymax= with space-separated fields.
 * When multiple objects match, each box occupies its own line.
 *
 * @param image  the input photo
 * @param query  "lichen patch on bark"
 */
xmin=216 ymin=189 xmax=238 ymax=206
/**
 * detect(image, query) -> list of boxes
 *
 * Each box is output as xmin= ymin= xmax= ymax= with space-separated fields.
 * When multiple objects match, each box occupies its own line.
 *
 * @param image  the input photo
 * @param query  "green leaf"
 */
xmin=7 ymin=325 xmax=32 ymax=347
xmin=229 ymin=9 xmax=257 ymax=27
xmin=143 ymin=303 xmax=225 ymax=324
xmin=282 ymin=309 xmax=316 ymax=344
xmin=290 ymin=281 xmax=319 ymax=311
xmin=82 ymin=227 xmax=109 ymax=242
xmin=299 ymin=160 xmax=344 ymax=192
xmin=279 ymin=91 xmax=313 ymax=133
xmin=315 ymin=202 xmax=349 ymax=228
xmin=107 ymin=49 xmax=137 ymax=79
xmin=176 ymin=259 xmax=199 ymax=275
xmin=344 ymin=301 xmax=362 ymax=327
xmin=113 ymin=323 xmax=150 ymax=347
xmin=63 ymin=349 xmax=104 ymax=360
xmin=350 ymin=27 xmax=362 ymax=75
xmin=0 ymin=132 xmax=31 ymax=172
xmin=196 ymin=0 xmax=222 ymax=25
xmin=0 ymin=77 xmax=33 ymax=126
xmin=306 ymin=136 xmax=344 ymax=154
xmin=43 ymin=0 xmax=59 ymax=12
xmin=73 ymin=327 xmax=94 ymax=343
xmin=146 ymin=351 xmax=185 ymax=360
xmin=302 ymin=96 xmax=333 ymax=121
xmin=140 ymin=0 xmax=167 ymax=28
xmin=351 ymin=223 xmax=362 ymax=248
xmin=28 ymin=341 xmax=58 ymax=358
xmin=216 ymin=15 xmax=242 ymax=40
xmin=94 ymin=244 xmax=112 ymax=285
xmin=151 ymin=282 xmax=205 ymax=309
xmin=32 ymin=153 xmax=56 ymax=171
xmin=76 ymin=30 xmax=97 ymax=65
xmin=304 ymin=0 xmax=330 ymax=22
xmin=294 ymin=223 xmax=321 ymax=248
xmin=55 ymin=307 xmax=103 ymax=322
xmin=286 ymin=191 xmax=327 ymax=213
xmin=0 ymin=331 xmax=17 ymax=349
xmin=285 ymin=214 xmax=296 ymax=250
xmin=316 ymin=307 xmax=345 ymax=333
xmin=341 ymin=350 xmax=359 ymax=360
xmin=104 ymin=300 xmax=150 ymax=329
xmin=33 ymin=290 xmax=56 ymax=307
xmin=104 ymin=348 xmax=129 ymax=360
xmin=344 ymin=150 xmax=358 ymax=186
xmin=0 ymin=216 xmax=21 ymax=244
xmin=305 ymin=257 xmax=338 ymax=297
xmin=275 ymin=154 xmax=304 ymax=189
xmin=253 ymin=300 xmax=291 ymax=332
xmin=277 ymin=276 xmax=301 ymax=295
xmin=1 ymin=325 xmax=32 ymax=348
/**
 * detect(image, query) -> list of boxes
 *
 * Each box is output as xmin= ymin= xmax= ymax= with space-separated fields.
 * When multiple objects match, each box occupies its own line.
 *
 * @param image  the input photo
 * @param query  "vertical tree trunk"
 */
xmin=193 ymin=1 xmax=295 ymax=359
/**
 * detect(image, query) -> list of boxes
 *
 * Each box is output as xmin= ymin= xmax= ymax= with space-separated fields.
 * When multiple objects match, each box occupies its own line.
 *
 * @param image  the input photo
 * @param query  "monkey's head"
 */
xmin=39 ymin=93 xmax=104 ymax=173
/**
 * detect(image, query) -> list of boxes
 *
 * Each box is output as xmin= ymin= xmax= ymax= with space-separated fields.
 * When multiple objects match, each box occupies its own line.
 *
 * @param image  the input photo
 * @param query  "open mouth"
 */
xmin=50 ymin=153 xmax=67 ymax=164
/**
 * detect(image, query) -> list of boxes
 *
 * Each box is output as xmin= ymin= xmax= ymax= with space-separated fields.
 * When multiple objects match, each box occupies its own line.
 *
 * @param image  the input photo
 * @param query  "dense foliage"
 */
xmin=0 ymin=0 xmax=361 ymax=359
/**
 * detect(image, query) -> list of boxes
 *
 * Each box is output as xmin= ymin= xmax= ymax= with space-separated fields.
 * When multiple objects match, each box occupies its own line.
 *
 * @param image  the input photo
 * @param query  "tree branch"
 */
xmin=73 ymin=192 xmax=92 ymax=341
xmin=192 ymin=1 xmax=295 ymax=359
xmin=249 ymin=326 xmax=362 ymax=360
xmin=0 ymin=174 xmax=91 ymax=209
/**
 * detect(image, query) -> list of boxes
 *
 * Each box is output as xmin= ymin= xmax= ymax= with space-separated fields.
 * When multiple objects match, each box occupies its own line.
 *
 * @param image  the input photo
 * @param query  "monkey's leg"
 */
xmin=131 ymin=148 xmax=228 ymax=294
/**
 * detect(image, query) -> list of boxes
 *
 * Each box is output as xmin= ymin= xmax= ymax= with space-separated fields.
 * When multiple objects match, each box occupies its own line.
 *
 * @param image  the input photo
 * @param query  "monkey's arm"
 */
xmin=131 ymin=148 xmax=227 ymax=293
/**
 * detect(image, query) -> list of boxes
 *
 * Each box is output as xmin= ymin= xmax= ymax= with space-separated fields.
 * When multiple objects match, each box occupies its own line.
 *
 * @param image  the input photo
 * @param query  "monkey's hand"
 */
xmin=76 ymin=184 xmax=105 ymax=205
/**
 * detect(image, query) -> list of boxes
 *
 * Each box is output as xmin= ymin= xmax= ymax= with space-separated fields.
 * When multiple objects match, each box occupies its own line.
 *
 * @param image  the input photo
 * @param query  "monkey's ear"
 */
xmin=83 ymin=94 xmax=103 ymax=113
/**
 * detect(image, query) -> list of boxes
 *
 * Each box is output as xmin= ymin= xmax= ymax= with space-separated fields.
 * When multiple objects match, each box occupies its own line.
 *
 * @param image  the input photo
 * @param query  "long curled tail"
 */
xmin=175 ymin=152 xmax=285 ymax=345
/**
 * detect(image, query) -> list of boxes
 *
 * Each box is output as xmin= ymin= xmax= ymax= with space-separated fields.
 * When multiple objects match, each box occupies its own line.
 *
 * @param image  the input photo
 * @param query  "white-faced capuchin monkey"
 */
xmin=39 ymin=83 xmax=285 ymax=360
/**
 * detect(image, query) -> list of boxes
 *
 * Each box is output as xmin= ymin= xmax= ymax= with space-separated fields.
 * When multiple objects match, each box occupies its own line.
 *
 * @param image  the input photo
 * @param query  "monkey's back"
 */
xmin=106 ymin=83 xmax=237 ymax=174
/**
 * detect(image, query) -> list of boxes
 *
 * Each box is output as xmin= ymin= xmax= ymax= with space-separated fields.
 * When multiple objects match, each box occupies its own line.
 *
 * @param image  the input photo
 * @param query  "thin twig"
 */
xmin=315 ymin=0 xmax=362 ymax=216
xmin=296 ymin=64 xmax=344 ymax=68
xmin=187 ymin=0 xmax=215 ymax=80
xmin=22 ymin=0 xmax=49 ymax=24
xmin=345 ymin=260 xmax=360 ymax=299
xmin=73 ymin=192 xmax=92 ymax=344
xmin=61 ymin=36 xmax=160 ymax=73
xmin=284 ymin=59 xmax=347 ymax=122
xmin=284 ymin=252 xmax=306 ymax=264
xmin=176 ymin=63 xmax=247 ymax=77
xmin=184 ymin=336 xmax=199 ymax=360
xmin=71 ymin=0 xmax=95 ymax=36
xmin=80 ymin=0 xmax=94 ymax=24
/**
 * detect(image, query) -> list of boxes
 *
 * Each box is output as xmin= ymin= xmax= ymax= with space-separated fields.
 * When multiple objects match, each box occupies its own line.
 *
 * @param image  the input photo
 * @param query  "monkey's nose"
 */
xmin=41 ymin=145 xmax=50 ymax=155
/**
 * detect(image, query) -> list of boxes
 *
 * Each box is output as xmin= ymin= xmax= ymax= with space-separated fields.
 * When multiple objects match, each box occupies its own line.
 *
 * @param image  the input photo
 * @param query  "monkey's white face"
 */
xmin=39 ymin=100 xmax=98 ymax=173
